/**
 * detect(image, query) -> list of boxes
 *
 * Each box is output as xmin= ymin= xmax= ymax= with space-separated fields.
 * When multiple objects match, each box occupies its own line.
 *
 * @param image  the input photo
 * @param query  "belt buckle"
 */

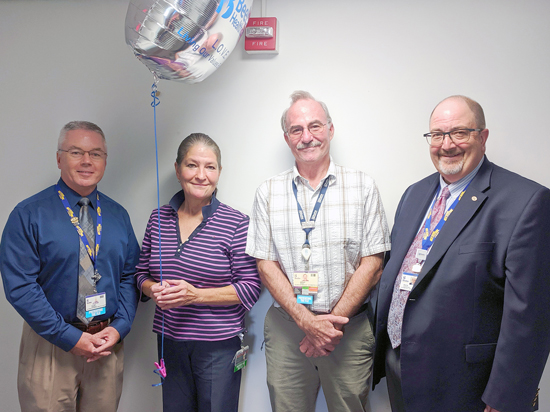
xmin=86 ymin=318 xmax=110 ymax=334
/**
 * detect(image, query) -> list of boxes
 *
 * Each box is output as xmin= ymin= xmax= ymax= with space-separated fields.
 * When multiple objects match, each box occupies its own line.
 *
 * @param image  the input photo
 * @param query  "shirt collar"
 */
xmin=292 ymin=157 xmax=337 ymax=188
xmin=57 ymin=178 xmax=98 ymax=209
xmin=439 ymin=156 xmax=485 ymax=196
xmin=169 ymin=190 xmax=220 ymax=220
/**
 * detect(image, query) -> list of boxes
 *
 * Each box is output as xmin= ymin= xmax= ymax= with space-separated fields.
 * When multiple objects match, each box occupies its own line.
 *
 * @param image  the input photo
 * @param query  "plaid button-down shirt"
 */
xmin=246 ymin=160 xmax=391 ymax=313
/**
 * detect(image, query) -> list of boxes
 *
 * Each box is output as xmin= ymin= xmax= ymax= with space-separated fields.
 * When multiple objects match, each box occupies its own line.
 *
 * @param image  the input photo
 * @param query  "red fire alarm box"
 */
xmin=245 ymin=17 xmax=279 ymax=54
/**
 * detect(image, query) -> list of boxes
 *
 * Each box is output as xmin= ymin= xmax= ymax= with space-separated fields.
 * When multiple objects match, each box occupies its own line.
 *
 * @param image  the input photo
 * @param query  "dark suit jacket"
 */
xmin=373 ymin=157 xmax=550 ymax=412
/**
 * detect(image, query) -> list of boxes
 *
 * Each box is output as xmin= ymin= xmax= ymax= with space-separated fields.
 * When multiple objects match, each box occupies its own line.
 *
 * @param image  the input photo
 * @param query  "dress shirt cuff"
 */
xmin=57 ymin=325 xmax=84 ymax=352
xmin=109 ymin=318 xmax=131 ymax=341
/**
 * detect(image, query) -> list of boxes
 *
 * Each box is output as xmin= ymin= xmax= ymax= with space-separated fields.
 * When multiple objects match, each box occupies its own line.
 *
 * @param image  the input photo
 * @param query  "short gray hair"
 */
xmin=280 ymin=90 xmax=333 ymax=133
xmin=58 ymin=121 xmax=106 ymax=150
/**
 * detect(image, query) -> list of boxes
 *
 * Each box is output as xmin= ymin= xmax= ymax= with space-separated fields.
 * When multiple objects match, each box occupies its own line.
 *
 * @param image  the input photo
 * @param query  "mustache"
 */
xmin=296 ymin=141 xmax=321 ymax=150
xmin=438 ymin=148 xmax=464 ymax=156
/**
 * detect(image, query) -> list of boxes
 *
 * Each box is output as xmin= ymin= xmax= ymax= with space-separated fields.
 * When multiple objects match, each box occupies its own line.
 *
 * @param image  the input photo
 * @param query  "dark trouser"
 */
xmin=385 ymin=344 xmax=406 ymax=412
xmin=158 ymin=335 xmax=242 ymax=412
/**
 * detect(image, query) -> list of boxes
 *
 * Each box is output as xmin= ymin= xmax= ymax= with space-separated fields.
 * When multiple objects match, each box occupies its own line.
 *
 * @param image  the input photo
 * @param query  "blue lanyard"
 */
xmin=56 ymin=185 xmax=102 ymax=264
xmin=421 ymin=182 xmax=470 ymax=250
xmin=292 ymin=177 xmax=330 ymax=247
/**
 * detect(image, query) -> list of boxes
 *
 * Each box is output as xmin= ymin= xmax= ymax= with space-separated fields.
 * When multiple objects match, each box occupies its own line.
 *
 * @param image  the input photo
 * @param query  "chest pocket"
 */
xmin=459 ymin=242 xmax=495 ymax=254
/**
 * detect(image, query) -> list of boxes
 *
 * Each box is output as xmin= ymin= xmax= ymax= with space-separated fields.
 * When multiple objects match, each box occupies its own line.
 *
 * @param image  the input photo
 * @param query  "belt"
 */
xmin=71 ymin=317 xmax=113 ymax=334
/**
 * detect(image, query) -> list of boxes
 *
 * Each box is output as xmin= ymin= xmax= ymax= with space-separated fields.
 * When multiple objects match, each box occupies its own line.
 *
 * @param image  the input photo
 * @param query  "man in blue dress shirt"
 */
xmin=0 ymin=121 xmax=140 ymax=412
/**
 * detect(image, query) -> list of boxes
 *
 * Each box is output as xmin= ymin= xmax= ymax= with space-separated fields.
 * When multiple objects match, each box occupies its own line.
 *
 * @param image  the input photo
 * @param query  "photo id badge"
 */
xmin=233 ymin=345 xmax=249 ymax=372
xmin=399 ymin=272 xmax=418 ymax=292
xmin=293 ymin=272 xmax=319 ymax=295
xmin=85 ymin=292 xmax=106 ymax=318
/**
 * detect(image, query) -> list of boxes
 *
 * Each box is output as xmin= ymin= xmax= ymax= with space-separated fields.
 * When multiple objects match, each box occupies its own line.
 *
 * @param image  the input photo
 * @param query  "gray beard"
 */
xmin=438 ymin=156 xmax=464 ymax=176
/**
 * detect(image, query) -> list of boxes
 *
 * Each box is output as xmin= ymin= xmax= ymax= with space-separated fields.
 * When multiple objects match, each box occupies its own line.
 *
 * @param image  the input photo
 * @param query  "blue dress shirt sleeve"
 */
xmin=107 ymin=210 xmax=140 ymax=340
xmin=0 ymin=203 xmax=82 ymax=351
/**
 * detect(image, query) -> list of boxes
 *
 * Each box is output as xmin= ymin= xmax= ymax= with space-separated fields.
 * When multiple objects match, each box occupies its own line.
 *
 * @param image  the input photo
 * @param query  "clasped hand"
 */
xmin=150 ymin=279 xmax=198 ymax=310
xmin=70 ymin=326 xmax=120 ymax=362
xmin=299 ymin=314 xmax=349 ymax=358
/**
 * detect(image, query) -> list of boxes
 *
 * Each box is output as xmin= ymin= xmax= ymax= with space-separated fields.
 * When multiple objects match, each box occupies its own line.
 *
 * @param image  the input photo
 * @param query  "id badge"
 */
xmin=293 ymin=272 xmax=319 ymax=295
xmin=399 ymin=272 xmax=418 ymax=292
xmin=85 ymin=292 xmax=106 ymax=318
xmin=233 ymin=345 xmax=249 ymax=372
xmin=297 ymin=295 xmax=314 ymax=305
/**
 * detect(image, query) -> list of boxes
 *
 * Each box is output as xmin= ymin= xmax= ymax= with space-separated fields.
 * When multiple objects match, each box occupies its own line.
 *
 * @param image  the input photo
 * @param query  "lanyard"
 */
xmin=292 ymin=177 xmax=330 ymax=248
xmin=56 ymin=185 xmax=102 ymax=264
xmin=421 ymin=182 xmax=470 ymax=251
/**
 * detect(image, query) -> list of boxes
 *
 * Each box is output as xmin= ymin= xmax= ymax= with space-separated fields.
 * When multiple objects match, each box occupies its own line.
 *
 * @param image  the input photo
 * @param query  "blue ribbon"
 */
xmin=151 ymin=80 xmax=166 ymax=387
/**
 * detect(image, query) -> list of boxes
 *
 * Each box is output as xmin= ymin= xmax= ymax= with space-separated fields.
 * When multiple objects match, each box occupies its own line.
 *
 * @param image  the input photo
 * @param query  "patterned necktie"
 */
xmin=387 ymin=186 xmax=451 ymax=348
xmin=77 ymin=197 xmax=96 ymax=325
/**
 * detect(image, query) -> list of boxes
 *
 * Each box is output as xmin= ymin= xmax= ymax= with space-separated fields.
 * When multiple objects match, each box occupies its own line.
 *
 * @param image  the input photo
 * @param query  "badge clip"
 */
xmin=301 ymin=244 xmax=311 ymax=261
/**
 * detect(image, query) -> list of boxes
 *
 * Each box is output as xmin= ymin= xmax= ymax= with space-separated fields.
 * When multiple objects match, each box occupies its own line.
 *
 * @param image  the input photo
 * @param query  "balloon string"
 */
xmin=151 ymin=81 xmax=166 ymax=386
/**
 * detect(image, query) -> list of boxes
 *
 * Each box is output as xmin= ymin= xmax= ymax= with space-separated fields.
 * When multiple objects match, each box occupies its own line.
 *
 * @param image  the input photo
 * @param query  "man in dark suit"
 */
xmin=373 ymin=95 xmax=550 ymax=412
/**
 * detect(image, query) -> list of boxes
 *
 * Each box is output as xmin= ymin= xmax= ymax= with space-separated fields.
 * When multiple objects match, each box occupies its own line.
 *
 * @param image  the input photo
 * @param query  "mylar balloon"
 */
xmin=125 ymin=0 xmax=253 ymax=83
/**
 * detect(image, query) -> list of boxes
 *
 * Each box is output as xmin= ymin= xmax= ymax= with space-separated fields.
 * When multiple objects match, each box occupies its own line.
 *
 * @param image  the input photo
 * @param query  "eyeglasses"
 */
xmin=286 ymin=122 xmax=328 ymax=139
xmin=58 ymin=148 xmax=107 ymax=161
xmin=424 ymin=128 xmax=483 ymax=147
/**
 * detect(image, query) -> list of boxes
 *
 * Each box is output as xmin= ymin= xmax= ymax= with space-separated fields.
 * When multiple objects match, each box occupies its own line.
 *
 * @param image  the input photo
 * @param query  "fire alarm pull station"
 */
xmin=245 ymin=17 xmax=279 ymax=54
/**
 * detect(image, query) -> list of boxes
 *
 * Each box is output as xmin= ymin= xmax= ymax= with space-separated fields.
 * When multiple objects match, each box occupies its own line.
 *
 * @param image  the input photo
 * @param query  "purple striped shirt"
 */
xmin=135 ymin=191 xmax=261 ymax=341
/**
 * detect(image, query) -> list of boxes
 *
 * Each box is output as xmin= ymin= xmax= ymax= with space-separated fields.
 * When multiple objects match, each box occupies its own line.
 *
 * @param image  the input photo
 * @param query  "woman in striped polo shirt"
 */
xmin=135 ymin=133 xmax=261 ymax=412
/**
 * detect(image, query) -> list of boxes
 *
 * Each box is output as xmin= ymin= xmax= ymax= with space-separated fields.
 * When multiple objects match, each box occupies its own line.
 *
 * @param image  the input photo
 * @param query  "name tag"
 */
xmin=85 ymin=292 xmax=106 ymax=318
xmin=293 ymin=272 xmax=318 ymax=295
xmin=297 ymin=295 xmax=314 ymax=305
xmin=399 ymin=272 xmax=418 ymax=292
xmin=233 ymin=345 xmax=249 ymax=372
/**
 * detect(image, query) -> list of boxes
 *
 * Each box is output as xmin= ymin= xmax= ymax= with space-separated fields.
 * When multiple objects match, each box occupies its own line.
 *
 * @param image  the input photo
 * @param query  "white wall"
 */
xmin=1 ymin=1 xmax=549 ymax=411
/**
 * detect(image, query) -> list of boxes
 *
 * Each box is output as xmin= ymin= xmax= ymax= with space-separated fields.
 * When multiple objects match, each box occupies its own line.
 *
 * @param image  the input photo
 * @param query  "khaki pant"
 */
xmin=18 ymin=322 xmax=124 ymax=412
xmin=264 ymin=305 xmax=375 ymax=412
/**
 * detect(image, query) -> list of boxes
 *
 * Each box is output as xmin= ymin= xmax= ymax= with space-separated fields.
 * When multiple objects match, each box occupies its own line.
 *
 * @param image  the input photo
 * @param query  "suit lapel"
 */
xmin=410 ymin=158 xmax=493 ymax=296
